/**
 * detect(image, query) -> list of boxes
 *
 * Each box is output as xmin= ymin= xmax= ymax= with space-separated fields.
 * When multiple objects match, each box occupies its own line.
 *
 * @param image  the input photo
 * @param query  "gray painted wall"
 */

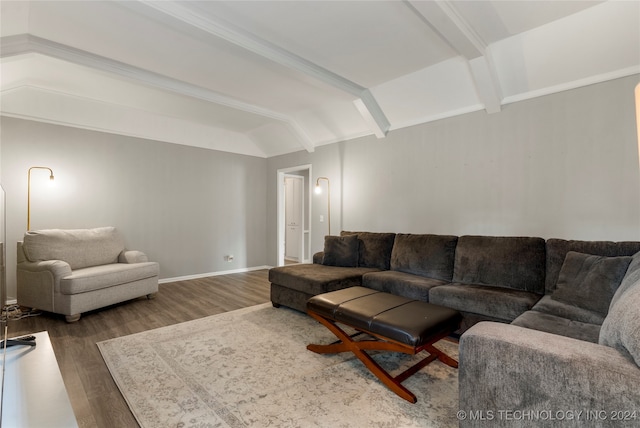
xmin=267 ymin=75 xmax=640 ymax=266
xmin=1 ymin=74 xmax=639 ymax=299
xmin=1 ymin=118 xmax=267 ymax=299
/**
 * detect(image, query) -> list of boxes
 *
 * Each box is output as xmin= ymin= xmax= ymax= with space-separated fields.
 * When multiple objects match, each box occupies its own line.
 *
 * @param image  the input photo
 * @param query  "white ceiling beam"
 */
xmin=354 ymin=89 xmax=390 ymax=139
xmin=468 ymin=56 xmax=502 ymax=114
xmin=405 ymin=0 xmax=502 ymax=113
xmin=1 ymin=34 xmax=316 ymax=153
xmin=129 ymin=0 xmax=390 ymax=138
xmin=405 ymin=0 xmax=484 ymax=59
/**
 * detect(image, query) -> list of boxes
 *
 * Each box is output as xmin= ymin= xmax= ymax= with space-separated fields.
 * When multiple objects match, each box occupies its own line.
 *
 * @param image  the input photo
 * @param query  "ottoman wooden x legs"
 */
xmin=306 ymin=287 xmax=462 ymax=403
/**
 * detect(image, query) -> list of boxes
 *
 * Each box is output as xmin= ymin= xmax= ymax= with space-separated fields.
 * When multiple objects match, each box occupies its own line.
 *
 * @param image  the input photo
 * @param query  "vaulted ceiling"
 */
xmin=1 ymin=1 xmax=639 ymax=158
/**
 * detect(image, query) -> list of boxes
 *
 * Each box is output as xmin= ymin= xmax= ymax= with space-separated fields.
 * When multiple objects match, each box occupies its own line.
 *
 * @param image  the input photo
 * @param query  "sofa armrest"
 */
xmin=17 ymin=259 xmax=72 ymax=278
xmin=17 ymin=259 xmax=72 ymax=310
xmin=118 ymin=250 xmax=149 ymax=264
xmin=313 ymin=251 xmax=324 ymax=264
xmin=459 ymin=322 xmax=640 ymax=427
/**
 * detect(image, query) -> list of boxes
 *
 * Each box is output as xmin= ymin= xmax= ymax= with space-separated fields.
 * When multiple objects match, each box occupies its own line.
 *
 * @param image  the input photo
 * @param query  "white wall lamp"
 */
xmin=27 ymin=166 xmax=55 ymax=231
xmin=315 ymin=176 xmax=331 ymax=236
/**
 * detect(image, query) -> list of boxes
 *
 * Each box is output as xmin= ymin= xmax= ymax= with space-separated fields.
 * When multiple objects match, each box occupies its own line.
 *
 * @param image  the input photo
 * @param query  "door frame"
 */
xmin=277 ymin=164 xmax=312 ymax=267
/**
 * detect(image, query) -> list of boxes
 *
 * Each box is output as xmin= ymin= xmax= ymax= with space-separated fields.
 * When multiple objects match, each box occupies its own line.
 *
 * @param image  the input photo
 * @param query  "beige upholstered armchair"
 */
xmin=17 ymin=227 xmax=159 ymax=322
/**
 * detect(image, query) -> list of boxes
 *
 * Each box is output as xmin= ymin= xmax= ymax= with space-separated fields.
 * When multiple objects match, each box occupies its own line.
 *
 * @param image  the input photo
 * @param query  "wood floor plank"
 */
xmin=5 ymin=269 xmax=272 ymax=428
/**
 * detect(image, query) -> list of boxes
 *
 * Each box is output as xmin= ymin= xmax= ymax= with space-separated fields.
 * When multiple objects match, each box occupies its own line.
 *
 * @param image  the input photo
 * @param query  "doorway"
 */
xmin=277 ymin=165 xmax=312 ymax=267
xmin=284 ymin=174 xmax=303 ymax=263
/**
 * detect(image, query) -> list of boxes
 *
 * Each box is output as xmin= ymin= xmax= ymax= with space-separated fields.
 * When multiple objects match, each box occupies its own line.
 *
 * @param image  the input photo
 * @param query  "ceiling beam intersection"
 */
xmin=1 ymin=33 xmax=316 ymax=153
xmin=132 ymin=0 xmax=390 ymax=138
xmin=404 ymin=0 xmax=502 ymax=114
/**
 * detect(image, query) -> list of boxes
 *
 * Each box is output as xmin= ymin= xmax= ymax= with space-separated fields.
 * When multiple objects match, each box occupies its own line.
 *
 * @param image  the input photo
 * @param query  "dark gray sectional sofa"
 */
xmin=272 ymin=232 xmax=623 ymax=334
xmin=269 ymin=231 xmax=640 ymax=425
xmin=270 ymin=231 xmax=640 ymax=336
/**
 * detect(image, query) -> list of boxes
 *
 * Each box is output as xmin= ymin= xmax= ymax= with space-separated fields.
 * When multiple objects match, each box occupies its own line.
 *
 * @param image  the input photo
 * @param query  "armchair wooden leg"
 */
xmin=65 ymin=314 xmax=81 ymax=323
xmin=146 ymin=293 xmax=157 ymax=300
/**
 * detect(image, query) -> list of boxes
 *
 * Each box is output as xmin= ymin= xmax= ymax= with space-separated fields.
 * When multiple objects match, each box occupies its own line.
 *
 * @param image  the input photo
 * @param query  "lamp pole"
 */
xmin=27 ymin=167 xmax=54 ymax=231
xmin=315 ymin=177 xmax=331 ymax=236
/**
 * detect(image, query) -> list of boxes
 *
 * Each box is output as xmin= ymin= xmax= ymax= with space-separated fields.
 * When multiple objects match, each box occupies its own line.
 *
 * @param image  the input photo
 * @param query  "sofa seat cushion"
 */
xmin=389 ymin=234 xmax=458 ymax=281
xmin=511 ymin=310 xmax=601 ymax=343
xmin=60 ymin=262 xmax=159 ymax=295
xmin=453 ymin=236 xmax=546 ymax=294
xmin=268 ymin=264 xmax=380 ymax=295
xmin=528 ymin=295 xmax=605 ymax=325
xmin=362 ymin=271 xmax=448 ymax=302
xmin=429 ymin=283 xmax=541 ymax=322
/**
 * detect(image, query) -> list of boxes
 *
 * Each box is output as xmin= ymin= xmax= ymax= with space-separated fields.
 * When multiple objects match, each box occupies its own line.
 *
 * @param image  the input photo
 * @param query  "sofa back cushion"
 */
xmin=545 ymin=239 xmax=640 ymax=294
xmin=599 ymin=252 xmax=640 ymax=367
xmin=390 ymin=234 xmax=458 ymax=281
xmin=341 ymin=231 xmax=396 ymax=270
xmin=610 ymin=250 xmax=640 ymax=309
xmin=550 ymin=251 xmax=632 ymax=316
xmin=23 ymin=227 xmax=125 ymax=270
xmin=453 ymin=235 xmax=546 ymax=293
xmin=322 ymin=235 xmax=359 ymax=267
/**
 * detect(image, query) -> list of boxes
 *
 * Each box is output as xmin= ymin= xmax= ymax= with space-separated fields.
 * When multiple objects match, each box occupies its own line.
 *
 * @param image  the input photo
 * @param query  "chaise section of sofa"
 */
xmin=269 ymin=232 xmax=394 ymax=312
xmin=428 ymin=235 xmax=546 ymax=332
xmin=269 ymin=264 xmax=380 ymax=312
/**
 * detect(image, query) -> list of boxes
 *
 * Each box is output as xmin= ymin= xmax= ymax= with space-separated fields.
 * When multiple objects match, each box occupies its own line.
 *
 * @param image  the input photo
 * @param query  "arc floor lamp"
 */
xmin=315 ymin=177 xmax=330 ymax=236
xmin=27 ymin=166 xmax=54 ymax=231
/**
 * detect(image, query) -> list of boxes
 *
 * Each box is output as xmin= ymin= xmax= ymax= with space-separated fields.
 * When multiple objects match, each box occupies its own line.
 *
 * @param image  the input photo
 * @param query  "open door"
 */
xmin=284 ymin=175 xmax=304 ymax=263
xmin=277 ymin=165 xmax=311 ymax=266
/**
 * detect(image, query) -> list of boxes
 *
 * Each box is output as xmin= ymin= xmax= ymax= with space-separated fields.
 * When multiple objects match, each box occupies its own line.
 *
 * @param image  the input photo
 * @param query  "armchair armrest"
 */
xmin=17 ymin=259 xmax=72 ymax=310
xmin=459 ymin=322 xmax=640 ymax=427
xmin=17 ymin=259 xmax=72 ymax=279
xmin=118 ymin=250 xmax=149 ymax=264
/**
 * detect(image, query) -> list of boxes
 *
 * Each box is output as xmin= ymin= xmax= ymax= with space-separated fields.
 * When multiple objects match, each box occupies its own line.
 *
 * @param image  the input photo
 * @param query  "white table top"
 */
xmin=1 ymin=331 xmax=78 ymax=428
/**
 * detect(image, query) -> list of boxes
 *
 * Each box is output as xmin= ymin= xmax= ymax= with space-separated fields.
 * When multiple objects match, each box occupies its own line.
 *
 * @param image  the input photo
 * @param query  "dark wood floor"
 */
xmin=6 ymin=269 xmax=272 ymax=428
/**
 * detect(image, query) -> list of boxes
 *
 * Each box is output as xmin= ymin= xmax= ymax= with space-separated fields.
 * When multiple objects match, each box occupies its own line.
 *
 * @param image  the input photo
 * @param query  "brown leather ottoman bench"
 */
xmin=306 ymin=286 xmax=462 ymax=403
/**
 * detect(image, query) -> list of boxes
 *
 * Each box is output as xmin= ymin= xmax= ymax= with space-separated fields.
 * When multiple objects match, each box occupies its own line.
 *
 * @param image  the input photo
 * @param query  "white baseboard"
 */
xmin=159 ymin=265 xmax=272 ymax=284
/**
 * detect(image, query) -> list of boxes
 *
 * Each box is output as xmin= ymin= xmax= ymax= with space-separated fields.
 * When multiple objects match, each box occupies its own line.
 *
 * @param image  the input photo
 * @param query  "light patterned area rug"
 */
xmin=98 ymin=303 xmax=459 ymax=428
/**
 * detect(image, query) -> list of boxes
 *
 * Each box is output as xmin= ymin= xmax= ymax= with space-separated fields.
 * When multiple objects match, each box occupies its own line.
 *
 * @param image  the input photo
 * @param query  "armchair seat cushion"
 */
xmin=60 ymin=262 xmax=159 ymax=295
